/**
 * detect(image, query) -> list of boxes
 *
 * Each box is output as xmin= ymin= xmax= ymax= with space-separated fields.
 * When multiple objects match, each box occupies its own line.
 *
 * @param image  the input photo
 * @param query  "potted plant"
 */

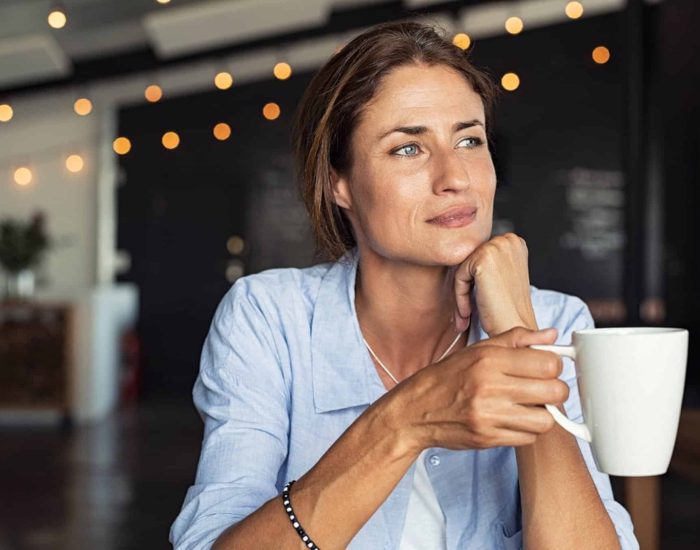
xmin=0 ymin=211 xmax=51 ymax=301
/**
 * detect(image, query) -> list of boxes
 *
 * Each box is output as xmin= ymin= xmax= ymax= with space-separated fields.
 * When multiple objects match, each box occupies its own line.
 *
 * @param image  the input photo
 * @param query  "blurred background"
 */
xmin=0 ymin=0 xmax=697 ymax=548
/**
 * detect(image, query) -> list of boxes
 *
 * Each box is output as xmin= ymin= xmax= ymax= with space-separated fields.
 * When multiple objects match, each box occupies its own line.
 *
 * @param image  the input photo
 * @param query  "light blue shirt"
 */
xmin=170 ymin=248 xmax=638 ymax=549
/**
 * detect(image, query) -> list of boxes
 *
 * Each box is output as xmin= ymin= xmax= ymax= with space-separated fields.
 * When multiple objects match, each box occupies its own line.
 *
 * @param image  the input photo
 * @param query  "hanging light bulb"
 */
xmin=213 ymin=123 xmax=232 ymax=141
xmin=14 ymin=167 xmax=33 ymax=186
xmin=565 ymin=2 xmax=585 ymax=19
xmin=66 ymin=154 xmax=84 ymax=173
xmin=74 ymin=98 xmax=93 ymax=116
xmin=214 ymin=71 xmax=233 ymax=90
xmin=592 ymin=46 xmax=611 ymax=64
xmin=113 ymin=137 xmax=132 ymax=155
xmin=452 ymin=33 xmax=471 ymax=50
xmin=47 ymin=3 xmax=67 ymax=29
xmin=145 ymin=84 xmax=163 ymax=103
xmin=501 ymin=72 xmax=520 ymax=91
xmin=505 ymin=16 xmax=524 ymax=35
xmin=263 ymin=103 xmax=281 ymax=120
xmin=273 ymin=62 xmax=292 ymax=80
xmin=162 ymin=131 xmax=180 ymax=149
xmin=0 ymin=103 xmax=13 ymax=122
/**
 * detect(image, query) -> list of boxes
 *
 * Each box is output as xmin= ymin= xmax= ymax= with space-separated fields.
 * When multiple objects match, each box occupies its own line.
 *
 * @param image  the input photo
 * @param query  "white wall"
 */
xmin=0 ymin=92 xmax=103 ymax=298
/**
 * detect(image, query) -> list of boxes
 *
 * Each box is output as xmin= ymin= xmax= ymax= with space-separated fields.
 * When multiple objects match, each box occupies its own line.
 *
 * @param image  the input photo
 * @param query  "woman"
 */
xmin=171 ymin=22 xmax=637 ymax=550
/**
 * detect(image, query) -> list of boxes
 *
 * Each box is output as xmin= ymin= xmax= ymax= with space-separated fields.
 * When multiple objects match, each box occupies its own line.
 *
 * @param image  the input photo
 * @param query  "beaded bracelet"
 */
xmin=282 ymin=480 xmax=320 ymax=549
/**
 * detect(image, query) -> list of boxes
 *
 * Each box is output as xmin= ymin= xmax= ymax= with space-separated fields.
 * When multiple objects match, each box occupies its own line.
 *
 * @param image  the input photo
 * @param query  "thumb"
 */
xmin=480 ymin=326 xmax=558 ymax=349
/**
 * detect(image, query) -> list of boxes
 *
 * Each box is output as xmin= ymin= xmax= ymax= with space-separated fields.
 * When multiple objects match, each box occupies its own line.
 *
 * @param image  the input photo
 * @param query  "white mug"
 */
xmin=532 ymin=327 xmax=688 ymax=476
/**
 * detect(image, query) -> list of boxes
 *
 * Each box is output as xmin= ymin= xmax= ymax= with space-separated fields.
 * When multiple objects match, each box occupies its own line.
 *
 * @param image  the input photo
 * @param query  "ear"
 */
xmin=330 ymin=167 xmax=353 ymax=211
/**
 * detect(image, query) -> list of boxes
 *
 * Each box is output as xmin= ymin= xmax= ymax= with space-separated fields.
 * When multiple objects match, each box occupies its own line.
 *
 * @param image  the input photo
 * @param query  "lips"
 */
xmin=427 ymin=206 xmax=478 ymax=225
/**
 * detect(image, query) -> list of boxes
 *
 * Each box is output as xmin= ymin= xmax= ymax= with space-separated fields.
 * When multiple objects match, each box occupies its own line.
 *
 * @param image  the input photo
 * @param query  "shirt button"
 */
xmin=428 ymin=454 xmax=441 ymax=466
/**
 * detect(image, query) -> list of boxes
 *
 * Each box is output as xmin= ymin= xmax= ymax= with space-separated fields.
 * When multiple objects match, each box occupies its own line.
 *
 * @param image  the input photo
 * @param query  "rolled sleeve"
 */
xmin=555 ymin=298 xmax=639 ymax=550
xmin=170 ymin=281 xmax=290 ymax=549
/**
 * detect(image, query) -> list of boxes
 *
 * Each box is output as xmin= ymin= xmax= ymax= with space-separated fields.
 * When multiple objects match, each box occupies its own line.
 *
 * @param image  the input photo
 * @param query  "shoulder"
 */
xmin=529 ymin=285 xmax=594 ymax=334
xmin=217 ymin=260 xmax=335 ymax=324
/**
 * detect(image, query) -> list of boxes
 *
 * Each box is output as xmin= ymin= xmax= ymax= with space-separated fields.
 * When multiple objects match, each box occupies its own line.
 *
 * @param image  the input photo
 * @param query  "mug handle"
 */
xmin=530 ymin=344 xmax=592 ymax=443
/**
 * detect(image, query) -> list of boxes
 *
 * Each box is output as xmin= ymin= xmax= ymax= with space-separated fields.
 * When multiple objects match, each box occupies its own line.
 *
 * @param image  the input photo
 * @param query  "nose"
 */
xmin=431 ymin=146 xmax=471 ymax=194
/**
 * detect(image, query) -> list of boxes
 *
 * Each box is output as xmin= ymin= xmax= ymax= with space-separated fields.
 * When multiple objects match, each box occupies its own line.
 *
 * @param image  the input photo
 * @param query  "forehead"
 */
xmin=359 ymin=63 xmax=485 ymax=132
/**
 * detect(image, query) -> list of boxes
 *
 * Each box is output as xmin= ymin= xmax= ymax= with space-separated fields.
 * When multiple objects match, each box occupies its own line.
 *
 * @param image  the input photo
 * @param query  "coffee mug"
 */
xmin=531 ymin=327 xmax=688 ymax=476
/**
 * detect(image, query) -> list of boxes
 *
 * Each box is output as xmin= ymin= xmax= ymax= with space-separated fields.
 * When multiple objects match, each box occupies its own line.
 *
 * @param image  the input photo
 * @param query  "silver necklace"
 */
xmin=363 ymin=330 xmax=464 ymax=386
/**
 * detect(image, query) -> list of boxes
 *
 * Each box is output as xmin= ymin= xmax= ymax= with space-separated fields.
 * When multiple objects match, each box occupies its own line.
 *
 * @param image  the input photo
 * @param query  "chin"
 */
xmin=427 ymin=238 xmax=484 ymax=267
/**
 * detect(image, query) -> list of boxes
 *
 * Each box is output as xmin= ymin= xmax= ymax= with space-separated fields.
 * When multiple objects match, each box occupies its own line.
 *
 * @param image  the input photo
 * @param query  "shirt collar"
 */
xmin=310 ymin=247 xmax=486 ymax=414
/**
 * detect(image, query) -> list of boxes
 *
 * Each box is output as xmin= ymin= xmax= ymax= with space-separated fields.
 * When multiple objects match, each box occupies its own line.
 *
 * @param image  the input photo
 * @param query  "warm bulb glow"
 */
xmin=452 ymin=33 xmax=471 ymax=50
xmin=592 ymin=46 xmax=611 ymax=64
xmin=145 ymin=84 xmax=163 ymax=103
xmin=505 ymin=16 xmax=524 ymax=35
xmin=263 ymin=102 xmax=281 ymax=120
xmin=214 ymin=71 xmax=233 ymax=90
xmin=74 ymin=98 xmax=92 ymax=116
xmin=162 ymin=131 xmax=180 ymax=149
xmin=273 ymin=62 xmax=292 ymax=80
xmin=0 ymin=104 xmax=13 ymax=122
xmin=14 ymin=167 xmax=32 ymax=186
xmin=156 ymin=0 xmax=171 ymax=4
xmin=66 ymin=154 xmax=84 ymax=173
xmin=501 ymin=72 xmax=520 ymax=91
xmin=565 ymin=1 xmax=584 ymax=19
xmin=113 ymin=137 xmax=132 ymax=155
xmin=213 ymin=123 xmax=231 ymax=141
xmin=48 ymin=10 xmax=67 ymax=29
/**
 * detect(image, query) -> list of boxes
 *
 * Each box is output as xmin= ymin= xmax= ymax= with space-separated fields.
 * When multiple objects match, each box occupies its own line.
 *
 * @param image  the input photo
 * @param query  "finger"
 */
xmin=495 ymin=404 xmax=556 ymax=434
xmin=501 ymin=376 xmax=570 ymax=404
xmin=486 ymin=326 xmax=558 ymax=349
xmin=474 ymin=428 xmax=539 ymax=449
xmin=454 ymin=259 xmax=476 ymax=325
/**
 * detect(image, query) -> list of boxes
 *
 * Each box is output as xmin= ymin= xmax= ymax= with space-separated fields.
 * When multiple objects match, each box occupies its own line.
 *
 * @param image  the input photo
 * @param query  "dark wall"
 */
xmin=658 ymin=0 xmax=700 ymax=391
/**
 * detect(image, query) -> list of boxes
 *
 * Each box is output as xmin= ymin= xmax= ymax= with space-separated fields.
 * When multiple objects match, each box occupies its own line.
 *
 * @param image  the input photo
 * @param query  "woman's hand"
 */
xmin=453 ymin=232 xmax=537 ymax=336
xmin=383 ymin=326 xmax=567 ymax=453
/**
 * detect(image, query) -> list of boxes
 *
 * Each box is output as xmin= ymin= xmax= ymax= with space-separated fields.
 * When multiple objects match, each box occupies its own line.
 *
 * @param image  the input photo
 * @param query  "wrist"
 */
xmin=365 ymin=393 xmax=423 ymax=463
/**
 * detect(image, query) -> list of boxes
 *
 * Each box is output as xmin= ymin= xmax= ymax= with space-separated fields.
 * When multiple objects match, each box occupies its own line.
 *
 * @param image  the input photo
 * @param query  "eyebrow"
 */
xmin=377 ymin=119 xmax=484 ymax=141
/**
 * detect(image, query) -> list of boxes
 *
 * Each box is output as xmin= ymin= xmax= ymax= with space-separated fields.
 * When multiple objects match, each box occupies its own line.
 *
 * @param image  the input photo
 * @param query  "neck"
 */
xmin=354 ymin=249 xmax=466 ymax=380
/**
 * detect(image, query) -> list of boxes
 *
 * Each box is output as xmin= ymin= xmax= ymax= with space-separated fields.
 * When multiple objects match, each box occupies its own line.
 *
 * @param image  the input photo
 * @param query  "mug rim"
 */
xmin=574 ymin=327 xmax=688 ymax=336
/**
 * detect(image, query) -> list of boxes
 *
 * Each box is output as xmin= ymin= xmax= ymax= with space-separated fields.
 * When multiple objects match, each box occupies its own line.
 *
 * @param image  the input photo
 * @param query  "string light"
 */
xmin=74 ymin=98 xmax=92 ymax=116
xmin=501 ymin=72 xmax=520 ymax=91
xmin=273 ymin=62 xmax=292 ymax=80
xmin=565 ymin=1 xmax=584 ymax=19
xmin=145 ymin=84 xmax=163 ymax=103
xmin=113 ymin=137 xmax=132 ymax=155
xmin=262 ymin=102 xmax=281 ymax=120
xmin=592 ymin=46 xmax=611 ymax=64
xmin=213 ymin=123 xmax=231 ymax=141
xmin=14 ymin=167 xmax=33 ymax=186
xmin=505 ymin=16 xmax=524 ymax=35
xmin=214 ymin=71 xmax=233 ymax=90
xmin=0 ymin=103 xmax=13 ymax=122
xmin=452 ymin=33 xmax=471 ymax=50
xmin=162 ymin=131 xmax=180 ymax=149
xmin=47 ymin=4 xmax=67 ymax=29
xmin=65 ymin=154 xmax=84 ymax=173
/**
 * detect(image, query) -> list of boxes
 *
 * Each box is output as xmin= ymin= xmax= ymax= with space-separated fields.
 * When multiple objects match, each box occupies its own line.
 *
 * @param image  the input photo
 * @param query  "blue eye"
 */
xmin=394 ymin=144 xmax=420 ymax=157
xmin=457 ymin=136 xmax=484 ymax=149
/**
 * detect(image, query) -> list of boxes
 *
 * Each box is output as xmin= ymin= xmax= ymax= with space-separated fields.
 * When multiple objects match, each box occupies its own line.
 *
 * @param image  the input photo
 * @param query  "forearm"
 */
xmin=509 ymin=316 xmax=618 ymax=549
xmin=516 ymin=424 xmax=619 ymax=549
xmin=213 ymin=395 xmax=419 ymax=550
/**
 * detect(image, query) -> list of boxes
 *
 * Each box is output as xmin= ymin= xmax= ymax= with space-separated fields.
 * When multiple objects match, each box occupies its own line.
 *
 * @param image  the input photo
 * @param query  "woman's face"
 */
xmin=332 ymin=63 xmax=496 ymax=267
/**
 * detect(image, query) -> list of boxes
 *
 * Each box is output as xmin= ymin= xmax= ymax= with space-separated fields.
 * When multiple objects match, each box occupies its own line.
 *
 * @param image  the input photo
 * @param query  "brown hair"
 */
xmin=292 ymin=20 xmax=498 ymax=261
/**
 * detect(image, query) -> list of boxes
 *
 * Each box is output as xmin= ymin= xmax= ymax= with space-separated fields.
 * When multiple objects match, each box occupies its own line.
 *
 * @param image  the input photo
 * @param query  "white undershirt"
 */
xmin=399 ymin=319 xmax=478 ymax=549
xmin=398 ymin=449 xmax=447 ymax=549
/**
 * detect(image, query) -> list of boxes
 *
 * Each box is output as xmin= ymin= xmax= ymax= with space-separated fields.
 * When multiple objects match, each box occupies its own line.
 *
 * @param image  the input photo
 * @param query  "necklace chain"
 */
xmin=363 ymin=330 xmax=464 ymax=385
